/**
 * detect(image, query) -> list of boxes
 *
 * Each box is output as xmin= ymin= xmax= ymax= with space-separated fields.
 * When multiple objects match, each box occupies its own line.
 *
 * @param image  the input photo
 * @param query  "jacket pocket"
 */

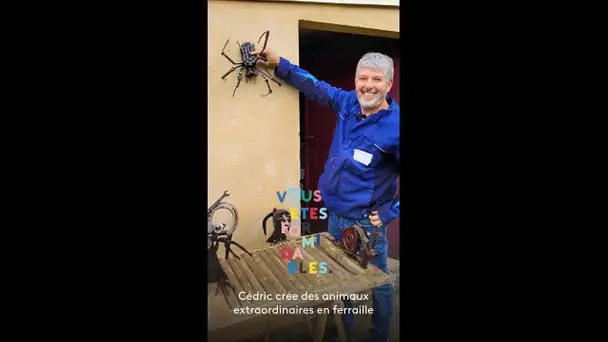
xmin=344 ymin=135 xmax=382 ymax=181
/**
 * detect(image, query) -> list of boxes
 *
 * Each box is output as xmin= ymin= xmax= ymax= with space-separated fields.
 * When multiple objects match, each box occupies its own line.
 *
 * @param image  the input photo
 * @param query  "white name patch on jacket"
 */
xmin=353 ymin=149 xmax=373 ymax=166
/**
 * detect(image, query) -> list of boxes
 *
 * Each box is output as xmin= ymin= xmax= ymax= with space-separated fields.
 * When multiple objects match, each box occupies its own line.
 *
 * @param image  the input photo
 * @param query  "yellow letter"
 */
xmin=290 ymin=207 xmax=300 ymax=220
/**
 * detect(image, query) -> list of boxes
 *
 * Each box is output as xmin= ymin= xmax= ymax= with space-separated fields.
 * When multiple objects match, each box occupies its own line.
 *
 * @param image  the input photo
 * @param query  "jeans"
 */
xmin=327 ymin=212 xmax=394 ymax=342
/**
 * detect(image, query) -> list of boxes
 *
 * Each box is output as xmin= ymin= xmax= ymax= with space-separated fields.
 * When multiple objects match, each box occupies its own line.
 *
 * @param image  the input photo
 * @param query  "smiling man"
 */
xmin=252 ymin=48 xmax=400 ymax=342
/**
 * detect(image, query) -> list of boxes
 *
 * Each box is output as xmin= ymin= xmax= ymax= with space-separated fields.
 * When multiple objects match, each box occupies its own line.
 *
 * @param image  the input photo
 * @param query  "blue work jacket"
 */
xmin=275 ymin=57 xmax=400 ymax=225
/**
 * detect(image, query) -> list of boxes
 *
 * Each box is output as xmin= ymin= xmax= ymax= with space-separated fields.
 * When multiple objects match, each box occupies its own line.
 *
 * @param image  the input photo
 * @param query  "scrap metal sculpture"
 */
xmin=262 ymin=208 xmax=291 ymax=244
xmin=220 ymin=30 xmax=282 ymax=97
xmin=208 ymin=190 xmax=252 ymax=296
xmin=336 ymin=225 xmax=380 ymax=269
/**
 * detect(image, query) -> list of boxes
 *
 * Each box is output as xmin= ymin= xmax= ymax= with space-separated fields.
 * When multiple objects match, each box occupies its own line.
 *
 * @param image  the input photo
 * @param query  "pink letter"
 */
xmin=313 ymin=190 xmax=322 ymax=202
xmin=292 ymin=248 xmax=303 ymax=260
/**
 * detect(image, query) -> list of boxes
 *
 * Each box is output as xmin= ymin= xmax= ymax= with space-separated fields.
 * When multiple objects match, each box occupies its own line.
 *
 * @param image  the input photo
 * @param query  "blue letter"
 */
xmin=288 ymin=261 xmax=297 ymax=274
xmin=276 ymin=191 xmax=287 ymax=203
xmin=288 ymin=187 xmax=299 ymax=206
xmin=301 ymin=207 xmax=309 ymax=219
xmin=319 ymin=207 xmax=327 ymax=220
xmin=319 ymin=262 xmax=328 ymax=274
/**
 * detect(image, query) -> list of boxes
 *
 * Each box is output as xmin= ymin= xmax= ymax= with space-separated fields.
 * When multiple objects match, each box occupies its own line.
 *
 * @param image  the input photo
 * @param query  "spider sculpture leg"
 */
xmin=220 ymin=39 xmax=244 ymax=80
xmin=229 ymin=240 xmax=253 ymax=257
xmin=209 ymin=240 xmax=236 ymax=297
xmin=221 ymin=39 xmax=240 ymax=65
xmin=225 ymin=241 xmax=241 ymax=260
xmin=215 ymin=274 xmax=235 ymax=296
xmin=258 ymin=67 xmax=282 ymax=86
xmin=232 ymin=67 xmax=244 ymax=97
xmin=217 ymin=237 xmax=238 ymax=260
xmin=260 ymin=78 xmax=272 ymax=97
xmin=257 ymin=72 xmax=277 ymax=97
xmin=221 ymin=65 xmax=243 ymax=80
xmin=217 ymin=236 xmax=253 ymax=260
xmin=258 ymin=31 xmax=270 ymax=56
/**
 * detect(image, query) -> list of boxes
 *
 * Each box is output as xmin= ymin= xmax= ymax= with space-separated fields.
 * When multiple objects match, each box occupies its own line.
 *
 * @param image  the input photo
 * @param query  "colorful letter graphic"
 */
xmin=302 ymin=235 xmax=315 ymax=248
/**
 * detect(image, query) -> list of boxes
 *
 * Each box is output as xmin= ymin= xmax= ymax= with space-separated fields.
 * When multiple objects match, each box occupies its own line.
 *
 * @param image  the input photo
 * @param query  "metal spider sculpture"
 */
xmin=220 ymin=30 xmax=282 ymax=97
xmin=208 ymin=190 xmax=252 ymax=296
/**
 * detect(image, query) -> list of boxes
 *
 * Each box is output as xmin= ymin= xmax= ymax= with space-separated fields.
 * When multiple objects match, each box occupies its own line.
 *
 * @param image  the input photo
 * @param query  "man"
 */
xmin=252 ymin=47 xmax=400 ymax=342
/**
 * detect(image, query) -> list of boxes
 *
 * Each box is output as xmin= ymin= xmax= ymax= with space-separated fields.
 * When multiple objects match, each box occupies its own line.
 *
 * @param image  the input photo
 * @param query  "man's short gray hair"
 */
xmin=356 ymin=52 xmax=394 ymax=82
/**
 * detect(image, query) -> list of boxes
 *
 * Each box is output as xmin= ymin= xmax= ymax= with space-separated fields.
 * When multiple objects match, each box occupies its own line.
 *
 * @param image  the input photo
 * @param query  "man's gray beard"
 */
xmin=358 ymin=91 xmax=387 ymax=109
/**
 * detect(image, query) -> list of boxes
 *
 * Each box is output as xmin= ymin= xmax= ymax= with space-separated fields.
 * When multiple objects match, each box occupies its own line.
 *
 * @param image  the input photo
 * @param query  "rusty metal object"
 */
xmin=339 ymin=225 xmax=378 ymax=268
xmin=208 ymin=190 xmax=252 ymax=295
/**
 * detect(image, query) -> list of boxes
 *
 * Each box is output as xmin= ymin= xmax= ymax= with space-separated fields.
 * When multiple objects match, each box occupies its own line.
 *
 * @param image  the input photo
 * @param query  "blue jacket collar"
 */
xmin=352 ymin=94 xmax=398 ymax=125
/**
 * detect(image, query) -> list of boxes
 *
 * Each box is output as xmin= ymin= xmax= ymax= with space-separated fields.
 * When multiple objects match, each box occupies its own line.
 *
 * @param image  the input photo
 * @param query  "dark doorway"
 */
xmin=298 ymin=27 xmax=401 ymax=259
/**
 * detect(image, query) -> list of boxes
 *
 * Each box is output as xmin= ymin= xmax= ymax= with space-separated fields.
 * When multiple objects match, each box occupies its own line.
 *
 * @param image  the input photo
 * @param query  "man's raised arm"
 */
xmin=252 ymin=47 xmax=348 ymax=112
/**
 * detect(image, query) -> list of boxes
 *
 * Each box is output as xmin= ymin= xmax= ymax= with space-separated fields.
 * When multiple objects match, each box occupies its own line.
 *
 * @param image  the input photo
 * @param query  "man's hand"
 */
xmin=250 ymin=46 xmax=280 ymax=69
xmin=369 ymin=210 xmax=384 ymax=227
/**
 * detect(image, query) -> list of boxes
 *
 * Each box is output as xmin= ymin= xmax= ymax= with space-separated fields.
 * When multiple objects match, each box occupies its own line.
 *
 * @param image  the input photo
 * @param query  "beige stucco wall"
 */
xmin=208 ymin=0 xmax=399 ymax=251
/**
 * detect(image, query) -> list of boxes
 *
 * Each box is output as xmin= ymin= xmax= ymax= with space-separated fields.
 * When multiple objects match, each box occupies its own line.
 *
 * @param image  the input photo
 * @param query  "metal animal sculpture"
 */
xmin=262 ymin=208 xmax=291 ymax=244
xmin=337 ymin=225 xmax=380 ymax=269
xmin=207 ymin=190 xmax=252 ymax=296
xmin=220 ymin=30 xmax=282 ymax=97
